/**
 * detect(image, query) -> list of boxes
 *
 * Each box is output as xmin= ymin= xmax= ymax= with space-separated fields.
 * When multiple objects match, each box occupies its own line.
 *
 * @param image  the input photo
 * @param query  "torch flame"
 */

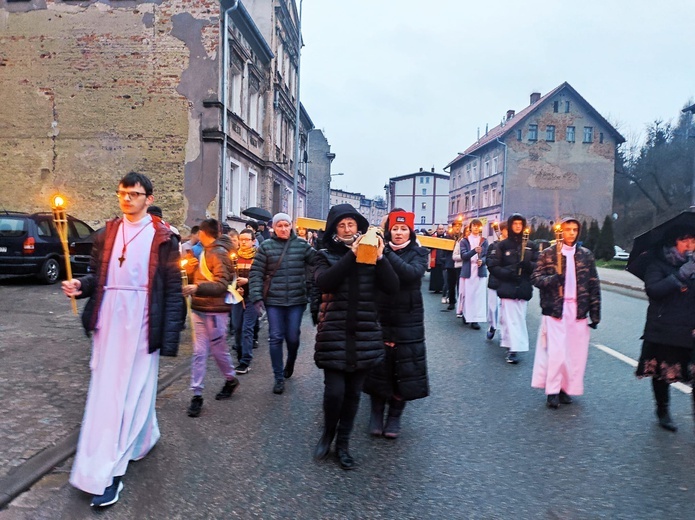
xmin=180 ymin=259 xmax=188 ymax=268
xmin=52 ymin=195 xmax=66 ymax=209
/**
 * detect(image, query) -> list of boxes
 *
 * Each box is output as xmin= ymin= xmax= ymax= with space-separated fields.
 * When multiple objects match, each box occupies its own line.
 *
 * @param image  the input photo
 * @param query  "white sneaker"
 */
xmin=441 ymin=297 xmax=447 ymax=304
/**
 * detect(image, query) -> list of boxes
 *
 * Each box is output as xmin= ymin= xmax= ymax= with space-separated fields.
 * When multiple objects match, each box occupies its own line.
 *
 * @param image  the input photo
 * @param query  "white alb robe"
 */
xmin=70 ymin=216 xmax=160 ymax=495
xmin=532 ymin=244 xmax=590 ymax=395
xmin=499 ymin=299 xmax=529 ymax=352
xmin=462 ymin=234 xmax=487 ymax=323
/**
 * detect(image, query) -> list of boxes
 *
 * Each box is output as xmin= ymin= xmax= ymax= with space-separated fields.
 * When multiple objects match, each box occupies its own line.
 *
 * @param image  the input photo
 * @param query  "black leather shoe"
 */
xmin=559 ymin=391 xmax=573 ymax=405
xmin=283 ymin=360 xmax=295 ymax=379
xmin=470 ymin=323 xmax=481 ymax=330
xmin=657 ymin=412 xmax=678 ymax=432
xmin=336 ymin=446 xmax=357 ymax=470
xmin=486 ymin=327 xmax=496 ymax=340
xmin=546 ymin=394 xmax=560 ymax=409
xmin=447 ymin=303 xmax=455 ymax=310
xmin=313 ymin=430 xmax=335 ymax=460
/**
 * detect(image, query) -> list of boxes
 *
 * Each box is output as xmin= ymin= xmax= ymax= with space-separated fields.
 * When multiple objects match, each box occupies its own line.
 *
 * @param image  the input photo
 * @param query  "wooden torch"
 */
xmin=51 ymin=195 xmax=77 ymax=314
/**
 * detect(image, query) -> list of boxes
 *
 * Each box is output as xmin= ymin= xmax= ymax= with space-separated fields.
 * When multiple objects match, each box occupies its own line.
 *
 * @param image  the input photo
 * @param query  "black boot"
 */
xmin=335 ymin=436 xmax=357 ymax=470
xmin=368 ymin=396 xmax=386 ymax=436
xmin=653 ymin=379 xmax=677 ymax=432
xmin=313 ymin=425 xmax=336 ymax=461
xmin=383 ymin=398 xmax=406 ymax=439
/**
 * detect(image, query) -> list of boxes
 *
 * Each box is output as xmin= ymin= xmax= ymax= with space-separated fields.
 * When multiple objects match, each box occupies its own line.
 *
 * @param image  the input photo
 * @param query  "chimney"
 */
xmin=419 ymin=167 xmax=423 ymax=172
xmin=530 ymin=92 xmax=541 ymax=104
xmin=431 ymin=167 xmax=435 ymax=173
xmin=506 ymin=109 xmax=515 ymax=121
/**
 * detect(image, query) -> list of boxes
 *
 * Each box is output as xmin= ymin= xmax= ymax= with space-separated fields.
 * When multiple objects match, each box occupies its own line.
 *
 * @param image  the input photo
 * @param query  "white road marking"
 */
xmin=592 ymin=343 xmax=692 ymax=395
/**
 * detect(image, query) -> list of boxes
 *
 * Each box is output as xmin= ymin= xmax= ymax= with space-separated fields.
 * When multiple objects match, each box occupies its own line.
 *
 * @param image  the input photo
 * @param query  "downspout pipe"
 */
xmin=220 ymin=0 xmax=240 ymax=221
xmin=291 ymin=0 xmax=303 ymax=222
xmin=496 ymin=137 xmax=508 ymax=221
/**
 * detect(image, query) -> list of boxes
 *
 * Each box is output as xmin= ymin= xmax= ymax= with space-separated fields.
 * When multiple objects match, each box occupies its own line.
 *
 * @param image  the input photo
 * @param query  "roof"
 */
xmin=445 ymin=81 xmax=626 ymax=170
xmin=389 ymin=171 xmax=450 ymax=182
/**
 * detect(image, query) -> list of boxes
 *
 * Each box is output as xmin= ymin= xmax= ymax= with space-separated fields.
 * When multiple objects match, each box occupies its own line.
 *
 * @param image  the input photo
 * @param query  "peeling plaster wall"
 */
xmin=0 ymin=0 xmax=220 ymax=230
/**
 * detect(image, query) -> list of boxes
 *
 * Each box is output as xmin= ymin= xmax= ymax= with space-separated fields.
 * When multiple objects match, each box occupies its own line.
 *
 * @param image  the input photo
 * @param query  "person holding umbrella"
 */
xmin=633 ymin=224 xmax=695 ymax=432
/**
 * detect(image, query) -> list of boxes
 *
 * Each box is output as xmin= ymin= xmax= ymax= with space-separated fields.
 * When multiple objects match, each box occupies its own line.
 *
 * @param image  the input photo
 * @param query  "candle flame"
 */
xmin=180 ymin=259 xmax=188 ymax=268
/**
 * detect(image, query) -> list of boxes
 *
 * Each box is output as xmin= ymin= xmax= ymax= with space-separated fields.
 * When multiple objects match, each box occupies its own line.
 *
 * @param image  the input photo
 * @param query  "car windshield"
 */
xmin=0 ymin=217 xmax=26 ymax=237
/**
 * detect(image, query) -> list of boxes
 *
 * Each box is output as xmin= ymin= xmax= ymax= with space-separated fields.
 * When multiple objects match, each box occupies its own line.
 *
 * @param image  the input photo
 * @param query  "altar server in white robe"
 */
xmin=531 ymin=217 xmax=601 ymax=409
xmin=459 ymin=219 xmax=489 ymax=330
xmin=62 ymin=172 xmax=183 ymax=507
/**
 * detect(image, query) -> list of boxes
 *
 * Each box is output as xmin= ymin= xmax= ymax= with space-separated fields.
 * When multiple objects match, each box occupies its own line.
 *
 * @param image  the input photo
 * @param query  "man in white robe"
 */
xmin=62 ymin=172 xmax=182 ymax=507
xmin=486 ymin=222 xmax=507 ymax=341
xmin=530 ymin=217 xmax=601 ymax=408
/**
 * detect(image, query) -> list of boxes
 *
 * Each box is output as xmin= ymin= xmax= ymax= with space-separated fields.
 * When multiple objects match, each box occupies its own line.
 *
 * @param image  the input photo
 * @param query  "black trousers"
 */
xmin=323 ymin=368 xmax=368 ymax=443
xmin=446 ymin=267 xmax=460 ymax=305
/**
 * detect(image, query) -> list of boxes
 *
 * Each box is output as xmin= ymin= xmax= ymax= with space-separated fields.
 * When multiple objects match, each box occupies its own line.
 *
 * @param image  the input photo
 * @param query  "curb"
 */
xmin=600 ymin=279 xmax=646 ymax=299
xmin=0 ymin=358 xmax=191 ymax=509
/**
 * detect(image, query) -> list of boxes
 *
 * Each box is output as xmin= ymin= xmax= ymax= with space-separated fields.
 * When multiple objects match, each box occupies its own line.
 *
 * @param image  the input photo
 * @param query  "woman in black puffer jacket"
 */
xmin=363 ymin=209 xmax=430 ymax=440
xmin=636 ymin=226 xmax=695 ymax=432
xmin=313 ymin=204 xmax=399 ymax=470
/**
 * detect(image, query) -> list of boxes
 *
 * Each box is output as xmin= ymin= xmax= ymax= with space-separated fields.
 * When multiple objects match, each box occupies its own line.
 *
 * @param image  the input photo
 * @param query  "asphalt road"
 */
xmin=2 ymin=275 xmax=695 ymax=519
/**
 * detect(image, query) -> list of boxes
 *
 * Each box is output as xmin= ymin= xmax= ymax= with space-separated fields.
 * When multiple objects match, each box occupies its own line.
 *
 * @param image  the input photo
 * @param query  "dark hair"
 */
xmin=240 ymin=228 xmax=254 ymax=237
xmin=120 ymin=171 xmax=153 ymax=196
xmin=499 ymin=221 xmax=508 ymax=231
xmin=221 ymin=222 xmax=232 ymax=234
xmin=147 ymin=205 xmax=163 ymax=218
xmin=228 ymin=228 xmax=239 ymax=237
xmin=470 ymin=218 xmax=482 ymax=227
xmin=246 ymin=220 xmax=259 ymax=231
xmin=664 ymin=226 xmax=695 ymax=246
xmin=199 ymin=218 xmax=220 ymax=239
xmin=191 ymin=225 xmax=200 ymax=234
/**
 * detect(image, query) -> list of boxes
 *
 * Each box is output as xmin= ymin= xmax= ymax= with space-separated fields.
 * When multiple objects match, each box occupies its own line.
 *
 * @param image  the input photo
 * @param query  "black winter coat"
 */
xmin=642 ymin=250 xmax=695 ymax=349
xmin=313 ymin=242 xmax=399 ymax=372
xmin=79 ymin=216 xmax=183 ymax=356
xmin=487 ymin=236 xmax=538 ymax=301
xmin=248 ymin=231 xmax=315 ymax=306
xmin=363 ymin=243 xmax=430 ymax=400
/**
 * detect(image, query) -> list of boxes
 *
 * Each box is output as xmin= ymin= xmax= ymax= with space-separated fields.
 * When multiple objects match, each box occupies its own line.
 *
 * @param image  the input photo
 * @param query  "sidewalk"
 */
xmin=596 ymin=265 xmax=645 ymax=298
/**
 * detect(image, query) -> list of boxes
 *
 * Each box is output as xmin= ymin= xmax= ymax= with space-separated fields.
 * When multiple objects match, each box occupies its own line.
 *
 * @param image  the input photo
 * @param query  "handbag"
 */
xmin=262 ymin=239 xmax=291 ymax=299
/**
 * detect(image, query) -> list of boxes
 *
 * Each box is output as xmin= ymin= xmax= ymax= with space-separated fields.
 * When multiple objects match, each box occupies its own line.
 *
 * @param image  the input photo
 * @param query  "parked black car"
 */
xmin=0 ymin=211 xmax=95 ymax=284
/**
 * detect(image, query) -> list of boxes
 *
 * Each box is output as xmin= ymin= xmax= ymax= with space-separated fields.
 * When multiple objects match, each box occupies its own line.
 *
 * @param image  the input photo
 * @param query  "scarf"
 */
xmin=238 ymin=245 xmax=256 ymax=260
xmin=333 ymin=233 xmax=359 ymax=246
xmin=389 ymin=240 xmax=411 ymax=251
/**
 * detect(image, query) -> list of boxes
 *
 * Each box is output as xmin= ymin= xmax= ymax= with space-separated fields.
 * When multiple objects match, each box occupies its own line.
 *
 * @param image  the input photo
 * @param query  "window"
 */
xmin=420 ymin=177 xmax=424 ymax=184
xmin=466 ymin=164 xmax=471 ymax=183
xmin=599 ymin=132 xmax=604 ymax=144
xmin=528 ymin=124 xmax=538 ymax=141
xmin=426 ymin=177 xmax=430 ymax=184
xmin=421 ymin=216 xmax=426 ymax=224
xmin=516 ymin=129 xmax=522 ymax=141
xmin=546 ymin=125 xmax=555 ymax=142
xmin=248 ymin=170 xmax=258 ymax=208
xmin=553 ymin=101 xmax=559 ymax=113
xmin=491 ymin=187 xmax=497 ymax=205
xmin=472 ymin=162 xmax=478 ymax=181
xmin=422 ymin=188 xmax=427 ymax=196
xmin=421 ymin=202 xmax=427 ymax=210
xmin=471 ymin=194 xmax=476 ymax=209
xmin=450 ymin=200 xmax=456 ymax=214
xmin=565 ymin=101 xmax=570 ymax=113
xmin=583 ymin=126 xmax=593 ymax=143
xmin=566 ymin=126 xmax=575 ymax=143
xmin=464 ymin=194 xmax=470 ymax=210
xmin=492 ymin=156 xmax=498 ymax=174
xmin=483 ymin=189 xmax=489 ymax=207
xmin=484 ymin=159 xmax=490 ymax=178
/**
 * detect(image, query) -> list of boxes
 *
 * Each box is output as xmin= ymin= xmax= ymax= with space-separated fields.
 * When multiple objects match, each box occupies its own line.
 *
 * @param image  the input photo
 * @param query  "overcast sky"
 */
xmin=299 ymin=0 xmax=694 ymax=199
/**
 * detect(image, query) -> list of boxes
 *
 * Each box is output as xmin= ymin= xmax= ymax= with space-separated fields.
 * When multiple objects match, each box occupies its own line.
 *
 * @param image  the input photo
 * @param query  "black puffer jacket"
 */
xmin=363 ymin=241 xmax=430 ymax=400
xmin=642 ymin=248 xmax=695 ymax=349
xmin=79 ymin=216 xmax=183 ymax=356
xmin=313 ymin=204 xmax=399 ymax=372
xmin=487 ymin=214 xmax=538 ymax=301
xmin=248 ymin=231 xmax=315 ymax=306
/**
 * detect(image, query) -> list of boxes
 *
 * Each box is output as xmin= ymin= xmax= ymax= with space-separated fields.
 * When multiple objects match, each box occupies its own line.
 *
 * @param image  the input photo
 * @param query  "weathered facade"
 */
xmin=445 ymin=82 xmax=624 ymax=236
xmin=386 ymin=168 xmax=450 ymax=229
xmin=0 ymin=0 xmax=309 ymax=231
xmin=306 ymin=128 xmax=335 ymax=220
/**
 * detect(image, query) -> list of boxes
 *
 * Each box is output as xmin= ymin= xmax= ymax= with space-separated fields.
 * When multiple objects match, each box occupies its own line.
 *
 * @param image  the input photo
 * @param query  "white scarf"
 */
xmin=389 ymin=240 xmax=411 ymax=251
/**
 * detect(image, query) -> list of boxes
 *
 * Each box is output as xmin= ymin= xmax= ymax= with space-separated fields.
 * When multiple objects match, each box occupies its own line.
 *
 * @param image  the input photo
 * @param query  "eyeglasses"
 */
xmin=116 ymin=190 xmax=147 ymax=199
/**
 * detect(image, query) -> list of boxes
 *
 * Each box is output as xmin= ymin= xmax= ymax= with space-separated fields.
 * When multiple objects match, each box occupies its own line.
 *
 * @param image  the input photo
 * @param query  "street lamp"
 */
xmin=322 ymin=172 xmax=344 ymax=219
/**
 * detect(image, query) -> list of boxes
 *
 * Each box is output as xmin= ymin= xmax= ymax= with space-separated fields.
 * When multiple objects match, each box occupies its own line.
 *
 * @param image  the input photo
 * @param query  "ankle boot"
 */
xmin=653 ymin=379 xmax=677 ymax=432
xmin=383 ymin=398 xmax=406 ymax=439
xmin=313 ymin=426 xmax=336 ymax=460
xmin=335 ymin=438 xmax=356 ymax=470
xmin=368 ymin=396 xmax=386 ymax=436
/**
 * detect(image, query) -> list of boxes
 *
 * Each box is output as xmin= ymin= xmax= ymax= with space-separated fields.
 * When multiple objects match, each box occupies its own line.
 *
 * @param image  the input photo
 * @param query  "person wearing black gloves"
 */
xmin=363 ymin=209 xmax=430 ymax=440
xmin=487 ymin=213 xmax=538 ymax=364
xmin=312 ymin=204 xmax=399 ymax=469
xmin=635 ymin=226 xmax=695 ymax=432
xmin=530 ymin=217 xmax=601 ymax=409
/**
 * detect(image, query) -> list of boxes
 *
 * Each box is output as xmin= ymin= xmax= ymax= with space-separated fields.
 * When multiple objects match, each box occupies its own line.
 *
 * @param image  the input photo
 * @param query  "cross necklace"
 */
xmin=118 ymin=219 xmax=151 ymax=267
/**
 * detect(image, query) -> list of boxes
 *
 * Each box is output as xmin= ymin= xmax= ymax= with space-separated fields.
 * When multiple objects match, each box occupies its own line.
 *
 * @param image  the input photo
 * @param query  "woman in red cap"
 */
xmin=363 ymin=209 xmax=430 ymax=439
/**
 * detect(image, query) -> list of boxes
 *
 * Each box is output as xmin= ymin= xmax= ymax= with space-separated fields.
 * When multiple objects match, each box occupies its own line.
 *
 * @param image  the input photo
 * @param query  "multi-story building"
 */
xmin=0 ymin=0 xmax=311 ymax=230
xmin=385 ymin=168 xmax=450 ymax=229
xmin=445 ymin=82 xmax=624 ymax=235
xmin=306 ymin=129 xmax=336 ymax=220
xmin=359 ymin=197 xmax=388 ymax=227
xmin=330 ymin=188 xmax=361 ymax=210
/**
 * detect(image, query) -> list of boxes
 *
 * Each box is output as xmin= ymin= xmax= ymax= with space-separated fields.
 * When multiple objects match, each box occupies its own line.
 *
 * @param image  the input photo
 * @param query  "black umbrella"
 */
xmin=626 ymin=211 xmax=695 ymax=280
xmin=241 ymin=207 xmax=272 ymax=222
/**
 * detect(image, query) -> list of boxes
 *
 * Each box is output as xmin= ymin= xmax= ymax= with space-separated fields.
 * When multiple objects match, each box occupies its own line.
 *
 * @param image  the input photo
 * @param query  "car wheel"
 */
xmin=40 ymin=258 xmax=61 ymax=284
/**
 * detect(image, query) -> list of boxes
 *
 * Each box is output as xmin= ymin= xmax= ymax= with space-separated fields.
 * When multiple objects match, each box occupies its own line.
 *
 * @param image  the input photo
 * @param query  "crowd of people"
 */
xmin=60 ymin=171 xmax=695 ymax=508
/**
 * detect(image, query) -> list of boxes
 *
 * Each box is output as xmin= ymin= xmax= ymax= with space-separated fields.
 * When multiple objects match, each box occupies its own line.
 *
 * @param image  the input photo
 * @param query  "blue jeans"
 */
xmin=231 ymin=302 xmax=258 ymax=366
xmin=266 ymin=304 xmax=306 ymax=382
